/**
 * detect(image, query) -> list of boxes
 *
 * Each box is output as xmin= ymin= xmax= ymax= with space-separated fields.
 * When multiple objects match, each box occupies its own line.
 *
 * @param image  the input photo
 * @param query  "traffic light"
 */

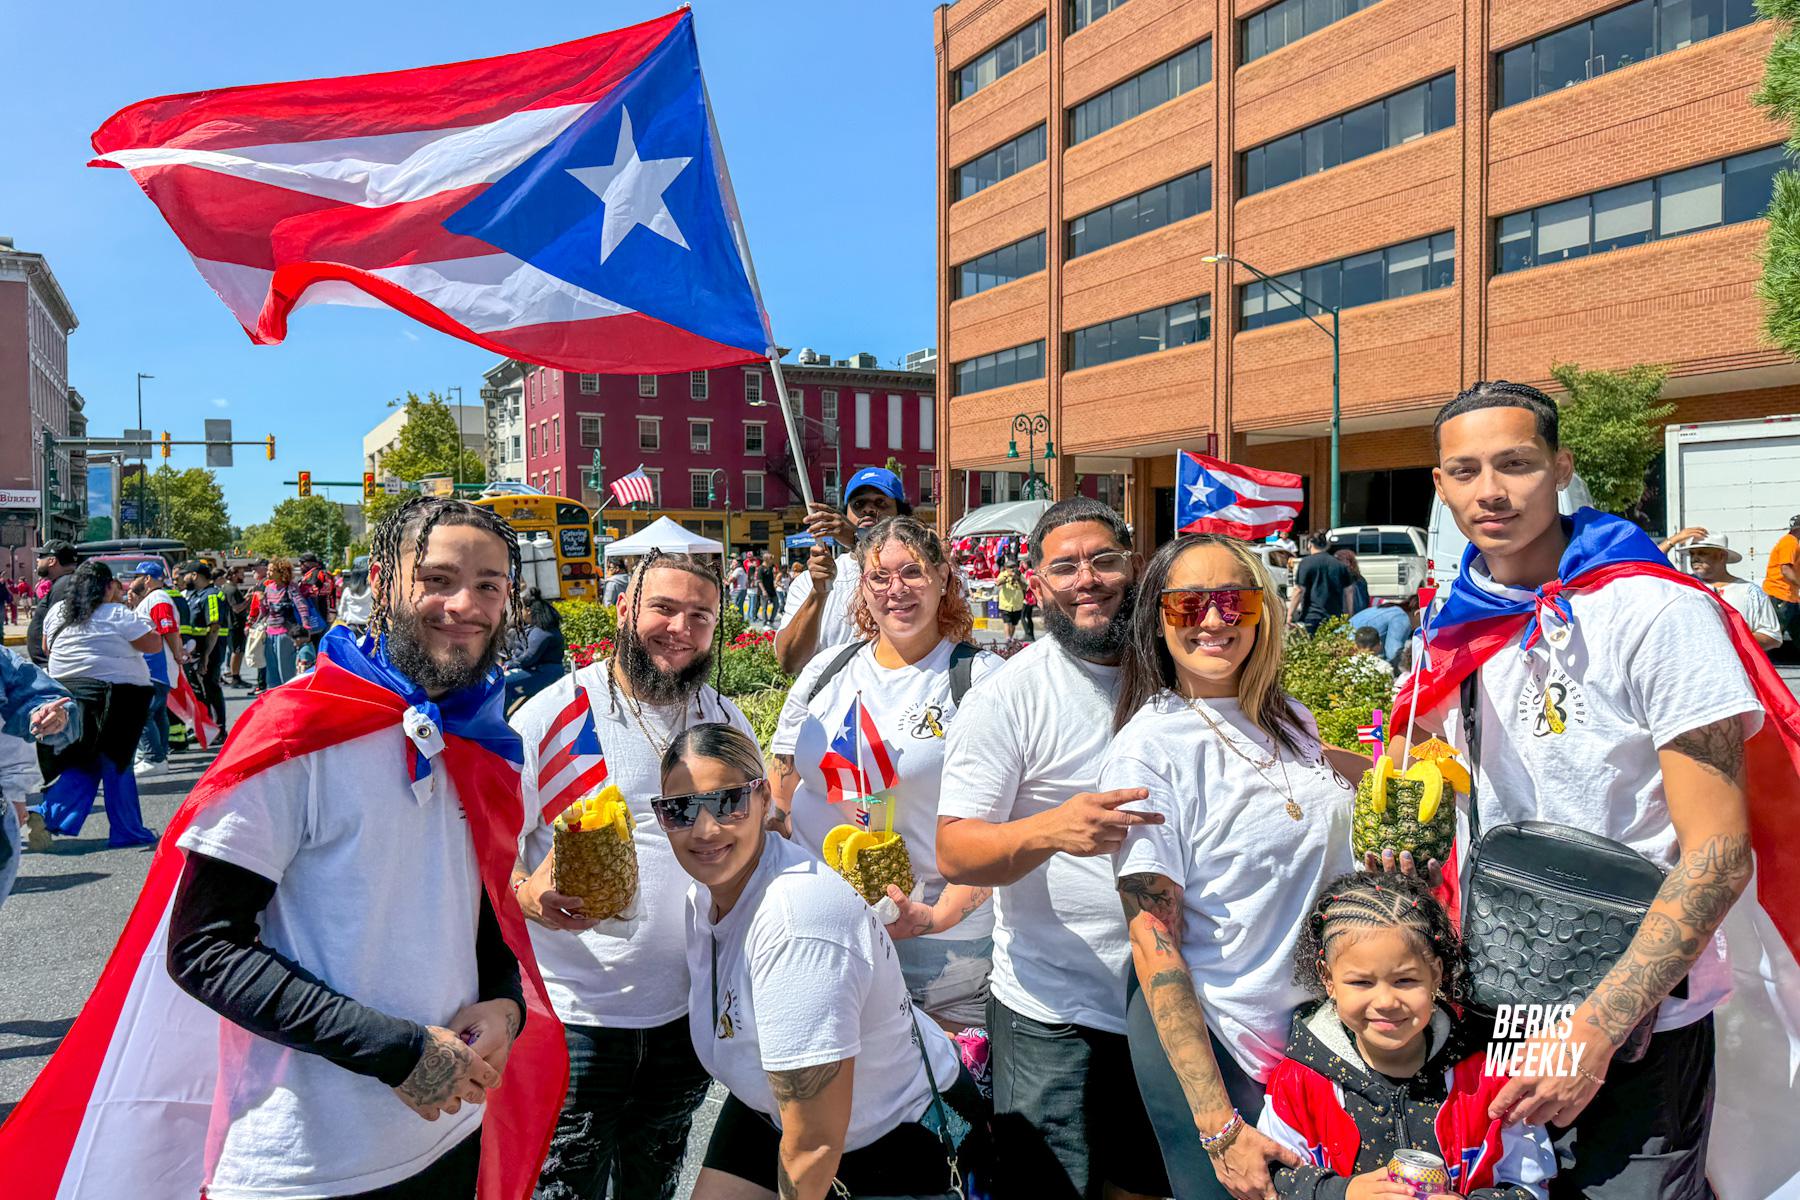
xmin=266 ymin=434 xmax=277 ymax=461
xmin=160 ymin=431 xmax=172 ymax=458
xmin=363 ymin=471 xmax=377 ymax=501
xmin=298 ymin=471 xmax=312 ymax=497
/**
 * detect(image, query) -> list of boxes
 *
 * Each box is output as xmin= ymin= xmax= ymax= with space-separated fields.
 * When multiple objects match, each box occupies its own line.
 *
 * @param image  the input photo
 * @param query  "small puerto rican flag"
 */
xmin=1356 ymin=708 xmax=1386 ymax=747
xmin=536 ymin=687 xmax=608 ymax=820
xmin=819 ymin=695 xmax=896 ymax=810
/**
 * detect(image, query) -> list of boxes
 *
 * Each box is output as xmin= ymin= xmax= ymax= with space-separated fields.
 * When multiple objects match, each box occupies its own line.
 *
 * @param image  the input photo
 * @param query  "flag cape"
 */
xmin=165 ymin=667 xmax=218 ymax=750
xmin=0 ymin=627 xmax=567 ymax=1200
xmin=1391 ymin=509 xmax=1800 ymax=1198
xmin=88 ymin=10 xmax=771 ymax=372
xmin=1176 ymin=450 xmax=1303 ymax=540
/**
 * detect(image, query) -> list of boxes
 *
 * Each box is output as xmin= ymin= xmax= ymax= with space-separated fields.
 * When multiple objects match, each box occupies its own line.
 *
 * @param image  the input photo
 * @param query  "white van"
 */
xmin=1425 ymin=473 xmax=1595 ymax=588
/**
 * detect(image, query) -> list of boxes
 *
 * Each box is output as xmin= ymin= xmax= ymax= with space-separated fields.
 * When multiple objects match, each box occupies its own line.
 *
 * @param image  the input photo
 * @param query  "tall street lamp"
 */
xmin=135 ymin=372 xmax=154 ymax=537
xmin=447 ymin=385 xmax=465 ymax=489
xmin=1203 ymin=253 xmax=1342 ymax=528
xmin=1007 ymin=412 xmax=1055 ymax=500
xmin=705 ymin=467 xmax=732 ymax=563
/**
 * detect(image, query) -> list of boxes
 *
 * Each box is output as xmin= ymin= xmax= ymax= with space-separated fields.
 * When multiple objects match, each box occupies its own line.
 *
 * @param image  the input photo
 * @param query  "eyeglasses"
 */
xmin=1159 ymin=587 xmax=1264 ymax=628
xmin=862 ymin=564 xmax=932 ymax=594
xmin=1039 ymin=551 xmax=1131 ymax=585
xmin=652 ymin=780 xmax=764 ymax=831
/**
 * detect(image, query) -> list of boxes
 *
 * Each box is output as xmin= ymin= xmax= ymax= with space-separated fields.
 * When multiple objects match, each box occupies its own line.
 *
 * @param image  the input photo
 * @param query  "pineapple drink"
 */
xmin=552 ymin=784 xmax=639 ymax=920
xmin=1350 ymin=738 xmax=1468 ymax=865
xmin=822 ymin=799 xmax=916 ymax=906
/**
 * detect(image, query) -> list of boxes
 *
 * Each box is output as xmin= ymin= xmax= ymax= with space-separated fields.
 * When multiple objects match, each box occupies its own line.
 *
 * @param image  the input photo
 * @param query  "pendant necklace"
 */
xmin=1183 ymin=694 xmax=1304 ymax=821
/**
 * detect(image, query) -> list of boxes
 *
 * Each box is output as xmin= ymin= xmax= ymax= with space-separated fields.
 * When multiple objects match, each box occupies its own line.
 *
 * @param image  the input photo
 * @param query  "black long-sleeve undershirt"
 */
xmin=167 ymin=851 xmax=525 ymax=1088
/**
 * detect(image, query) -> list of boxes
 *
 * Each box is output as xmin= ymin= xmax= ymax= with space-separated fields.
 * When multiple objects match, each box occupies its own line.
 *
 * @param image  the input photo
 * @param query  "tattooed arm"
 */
xmin=768 ymin=753 xmax=798 ymax=835
xmin=1120 ymin=872 xmax=1300 ymax=1200
xmin=767 ymin=1058 xmax=855 ymax=1200
xmin=884 ymin=883 xmax=994 ymax=941
xmin=1490 ymin=714 xmax=1753 ymax=1129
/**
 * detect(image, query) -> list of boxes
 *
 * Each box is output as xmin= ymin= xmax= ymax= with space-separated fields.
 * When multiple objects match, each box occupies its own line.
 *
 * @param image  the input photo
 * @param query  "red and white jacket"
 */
xmin=1257 ymin=1001 xmax=1554 ymax=1200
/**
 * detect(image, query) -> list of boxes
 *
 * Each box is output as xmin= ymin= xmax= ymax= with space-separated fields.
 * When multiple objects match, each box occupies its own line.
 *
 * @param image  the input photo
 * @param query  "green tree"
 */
xmin=365 ymin=391 xmax=487 ymax=527
xmin=1549 ymin=362 xmax=1675 ymax=515
xmin=146 ymin=465 xmax=231 ymax=550
xmin=245 ymin=496 xmax=353 ymax=561
xmin=1756 ymin=0 xmax=1800 ymax=355
xmin=84 ymin=515 xmax=115 ymax=542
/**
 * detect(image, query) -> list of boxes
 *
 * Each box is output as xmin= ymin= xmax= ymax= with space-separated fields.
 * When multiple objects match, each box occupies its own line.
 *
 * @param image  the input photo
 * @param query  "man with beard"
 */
xmin=509 ymin=551 xmax=755 ymax=1200
xmin=2 ymin=497 xmax=565 ymax=1200
xmin=25 ymin=539 xmax=78 ymax=668
xmin=937 ymin=497 xmax=1170 ymax=1200
xmin=773 ymin=467 xmax=908 ymax=674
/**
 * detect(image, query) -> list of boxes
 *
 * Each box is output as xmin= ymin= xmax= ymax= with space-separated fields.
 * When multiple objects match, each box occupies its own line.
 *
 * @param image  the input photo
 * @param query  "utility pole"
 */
xmin=448 ymin=385 xmax=464 ymax=488
xmin=136 ymin=372 xmax=153 ymax=536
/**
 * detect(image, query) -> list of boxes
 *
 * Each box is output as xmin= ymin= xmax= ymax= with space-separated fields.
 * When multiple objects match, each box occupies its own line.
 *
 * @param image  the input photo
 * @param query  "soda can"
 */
xmin=1387 ymin=1150 xmax=1450 ymax=1199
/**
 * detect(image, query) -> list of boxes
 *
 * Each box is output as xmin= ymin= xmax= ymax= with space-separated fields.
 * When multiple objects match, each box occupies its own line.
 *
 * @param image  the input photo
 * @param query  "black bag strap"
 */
xmin=805 ymin=640 xmax=870 ymax=705
xmin=1461 ymin=670 xmax=1482 ymax=847
xmin=948 ymin=641 xmax=982 ymax=707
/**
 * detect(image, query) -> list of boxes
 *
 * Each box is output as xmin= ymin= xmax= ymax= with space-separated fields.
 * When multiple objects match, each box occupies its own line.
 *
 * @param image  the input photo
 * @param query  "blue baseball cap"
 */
xmin=844 ymin=467 xmax=905 ymax=504
xmin=132 ymin=561 xmax=165 ymax=580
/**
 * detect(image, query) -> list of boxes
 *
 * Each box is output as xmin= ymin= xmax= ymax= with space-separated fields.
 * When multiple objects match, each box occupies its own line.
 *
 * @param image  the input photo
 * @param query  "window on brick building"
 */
xmin=638 ymin=375 xmax=658 ymax=398
xmin=1069 ymin=168 xmax=1211 ymax=257
xmin=645 ymin=470 xmax=663 ymax=505
xmin=1070 ymin=297 xmax=1211 ymax=370
xmin=745 ymin=371 xmax=762 ymax=404
xmin=955 ymin=16 xmax=1046 ymax=103
xmin=919 ymin=395 xmax=935 ymax=451
xmin=952 ymin=342 xmax=1047 ymax=396
xmin=888 ymin=394 xmax=904 ymax=450
xmin=918 ymin=466 xmax=934 ymax=503
xmin=580 ymin=415 xmax=602 ymax=447
xmin=955 ymin=232 xmax=1046 ymax=299
xmin=855 ymin=393 xmax=872 ymax=449
xmin=744 ymin=422 xmax=766 ymax=454
xmin=552 ymin=416 xmax=561 ymax=451
xmin=1068 ymin=43 xmax=1210 ymax=145
xmin=1243 ymin=0 xmax=1381 ymax=63
xmin=580 ymin=373 xmax=600 ymax=394
xmin=822 ymin=466 xmax=840 ymax=505
xmin=743 ymin=472 xmax=765 ymax=509
xmin=639 ymin=418 xmax=661 ymax=451
xmin=690 ymin=419 xmax=712 ymax=453
xmin=821 ymin=389 xmax=839 ymax=422
xmin=1496 ymin=0 xmax=1757 ymax=109
xmin=690 ymin=371 xmax=709 ymax=400
xmin=1070 ymin=0 xmax=1131 ymax=32
xmin=1240 ymin=233 xmax=1454 ymax=329
xmin=691 ymin=471 xmax=712 ymax=509
xmin=953 ymin=125 xmax=1047 ymax=201
xmin=1241 ymin=75 xmax=1453 ymax=197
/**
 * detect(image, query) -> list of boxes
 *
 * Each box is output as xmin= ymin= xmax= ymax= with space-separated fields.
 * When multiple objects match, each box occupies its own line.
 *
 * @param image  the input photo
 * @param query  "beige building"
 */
xmin=362 ymin=403 xmax=485 ymax=479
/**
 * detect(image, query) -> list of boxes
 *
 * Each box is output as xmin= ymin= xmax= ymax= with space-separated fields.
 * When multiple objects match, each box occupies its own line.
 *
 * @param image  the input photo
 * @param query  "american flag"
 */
xmin=536 ymin=686 xmax=608 ymax=821
xmin=610 ymin=465 xmax=655 ymax=507
xmin=819 ymin=695 xmax=896 ymax=808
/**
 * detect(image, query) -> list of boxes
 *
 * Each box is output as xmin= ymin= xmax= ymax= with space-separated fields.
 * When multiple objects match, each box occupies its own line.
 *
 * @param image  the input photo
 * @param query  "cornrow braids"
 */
xmin=1293 ymin=870 xmax=1467 ymax=1001
xmin=367 ymin=496 xmax=525 ymax=643
xmin=606 ymin=549 xmax=726 ymax=720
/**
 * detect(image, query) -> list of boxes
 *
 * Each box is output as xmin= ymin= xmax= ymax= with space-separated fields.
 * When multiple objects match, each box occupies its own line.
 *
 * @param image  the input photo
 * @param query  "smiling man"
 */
xmin=509 ymin=551 xmax=756 ymax=1200
xmin=773 ymin=466 xmax=910 ymax=674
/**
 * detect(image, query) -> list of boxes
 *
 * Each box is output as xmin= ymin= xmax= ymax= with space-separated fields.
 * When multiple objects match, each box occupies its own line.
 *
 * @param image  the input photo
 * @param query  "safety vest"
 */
xmin=180 ymin=587 xmax=224 ymax=637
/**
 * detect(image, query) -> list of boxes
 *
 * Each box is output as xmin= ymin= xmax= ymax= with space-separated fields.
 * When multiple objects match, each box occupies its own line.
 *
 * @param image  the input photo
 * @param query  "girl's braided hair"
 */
xmin=368 ymin=496 xmax=525 ymax=642
xmin=1293 ymin=870 xmax=1467 ymax=1001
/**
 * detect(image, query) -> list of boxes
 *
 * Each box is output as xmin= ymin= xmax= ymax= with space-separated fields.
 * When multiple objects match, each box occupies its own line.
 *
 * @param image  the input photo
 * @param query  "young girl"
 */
xmin=1258 ymin=872 xmax=1555 ymax=1200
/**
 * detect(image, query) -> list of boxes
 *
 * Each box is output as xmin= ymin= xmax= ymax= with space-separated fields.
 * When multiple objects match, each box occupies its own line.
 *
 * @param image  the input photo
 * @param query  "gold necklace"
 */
xmin=1181 ymin=694 xmax=1304 ymax=822
xmin=610 ymin=658 xmax=689 ymax=758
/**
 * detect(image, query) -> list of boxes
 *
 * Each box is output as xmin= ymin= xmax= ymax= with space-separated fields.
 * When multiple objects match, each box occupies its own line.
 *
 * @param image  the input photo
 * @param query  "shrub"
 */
xmin=1281 ymin=617 xmax=1395 ymax=751
xmin=715 ymin=629 xmax=788 ymax=697
xmin=556 ymin=599 xmax=617 ymax=656
xmin=734 ymin=686 xmax=791 ymax=753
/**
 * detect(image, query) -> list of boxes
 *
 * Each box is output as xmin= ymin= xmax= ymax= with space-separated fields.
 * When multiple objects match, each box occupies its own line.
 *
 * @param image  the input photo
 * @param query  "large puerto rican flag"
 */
xmin=1176 ymin=450 xmax=1304 ymax=541
xmin=87 ymin=10 xmax=771 ymax=372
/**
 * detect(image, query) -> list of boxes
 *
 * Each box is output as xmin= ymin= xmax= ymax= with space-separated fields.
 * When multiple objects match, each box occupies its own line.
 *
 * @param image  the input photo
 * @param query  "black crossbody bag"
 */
xmin=1458 ymin=673 xmax=1678 ymax=1058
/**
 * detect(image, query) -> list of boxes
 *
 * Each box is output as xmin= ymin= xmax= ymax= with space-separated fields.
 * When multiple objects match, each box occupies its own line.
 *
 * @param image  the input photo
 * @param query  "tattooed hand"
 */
xmin=449 ymin=999 xmax=524 ymax=1082
xmin=393 ymin=1025 xmax=501 ymax=1121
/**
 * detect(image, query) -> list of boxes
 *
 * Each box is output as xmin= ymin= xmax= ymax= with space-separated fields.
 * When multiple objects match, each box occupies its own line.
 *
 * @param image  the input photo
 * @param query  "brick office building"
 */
xmin=0 ymin=238 xmax=81 ymax=553
xmin=935 ymin=0 xmax=1787 ymax=542
xmin=502 ymin=354 xmax=938 ymax=558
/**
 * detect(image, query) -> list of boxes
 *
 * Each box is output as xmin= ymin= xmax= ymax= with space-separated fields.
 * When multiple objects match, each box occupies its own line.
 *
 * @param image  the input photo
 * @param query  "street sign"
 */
xmin=0 ymin=489 xmax=42 ymax=508
xmin=381 ymin=478 xmax=407 ymax=495
xmin=123 ymin=429 xmax=152 ymax=458
xmin=205 ymin=419 xmax=234 ymax=467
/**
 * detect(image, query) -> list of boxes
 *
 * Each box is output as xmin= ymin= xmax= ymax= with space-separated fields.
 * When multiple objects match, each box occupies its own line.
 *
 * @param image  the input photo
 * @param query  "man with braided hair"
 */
xmin=509 ymin=549 xmax=756 ymax=1200
xmin=0 ymin=496 xmax=568 ymax=1200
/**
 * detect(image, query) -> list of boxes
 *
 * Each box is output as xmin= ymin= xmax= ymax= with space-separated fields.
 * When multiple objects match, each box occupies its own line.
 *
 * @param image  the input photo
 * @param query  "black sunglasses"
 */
xmin=652 ymin=780 xmax=764 ymax=831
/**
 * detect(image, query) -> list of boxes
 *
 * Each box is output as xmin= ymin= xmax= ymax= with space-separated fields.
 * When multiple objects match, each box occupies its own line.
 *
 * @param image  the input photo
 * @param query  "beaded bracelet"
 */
xmin=1200 ymin=1109 xmax=1245 ymax=1157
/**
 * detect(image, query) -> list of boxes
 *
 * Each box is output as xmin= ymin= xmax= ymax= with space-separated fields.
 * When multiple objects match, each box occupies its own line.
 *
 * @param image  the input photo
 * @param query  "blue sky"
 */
xmin=5 ymin=1 xmax=940 ymax=528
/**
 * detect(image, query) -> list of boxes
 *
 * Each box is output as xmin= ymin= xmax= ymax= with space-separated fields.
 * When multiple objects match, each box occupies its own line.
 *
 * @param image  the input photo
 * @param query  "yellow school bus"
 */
xmin=472 ymin=493 xmax=598 ymax=601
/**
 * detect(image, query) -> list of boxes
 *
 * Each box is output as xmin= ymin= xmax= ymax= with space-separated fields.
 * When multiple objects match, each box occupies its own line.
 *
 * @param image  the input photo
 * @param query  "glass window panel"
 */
xmin=1428 ymin=74 xmax=1456 ymax=133
xmin=1659 ymin=160 xmax=1724 ymax=235
xmin=1497 ymin=212 xmax=1534 ymax=273
xmin=1724 ymin=145 xmax=1785 ymax=225
xmin=1536 ymin=24 xmax=1592 ymax=97
xmin=1300 ymin=264 xmax=1331 ymax=312
xmin=1022 ymin=341 xmax=1045 ymax=380
xmin=996 ymin=38 xmax=1018 ymax=76
xmin=1385 ymin=237 xmax=1430 ymax=297
xmin=1536 ymin=195 xmax=1592 ymax=262
xmin=1170 ymin=171 xmax=1200 ymax=219
xmin=1592 ymin=0 xmax=1653 ymax=75
xmin=1341 ymin=250 xmax=1384 ymax=306
xmin=1498 ymin=45 xmax=1534 ymax=108
xmin=1137 ymin=183 xmax=1166 ymax=232
xmin=1316 ymin=117 xmax=1344 ymax=173
xmin=1659 ymin=0 xmax=1725 ymax=53
xmin=1113 ymin=192 xmax=1140 ymax=237
xmin=1244 ymin=147 xmax=1266 ymax=195
xmin=1387 ymin=84 xmax=1427 ymax=144
xmin=1169 ymin=301 xmax=1200 ymax=347
xmin=1266 ymin=132 xmax=1303 ymax=190
xmin=1139 ymin=66 xmax=1169 ymax=113
xmin=1242 ymin=281 xmax=1266 ymax=327
xmin=1264 ymin=275 xmax=1301 ymax=325
xmin=1592 ymin=180 xmax=1654 ymax=251
xmin=1087 ymin=205 xmax=1113 ymax=252
xmin=1305 ymin=0 xmax=1332 ymax=37
xmin=1342 ymin=102 xmax=1384 ymax=160
xmin=1247 ymin=12 xmax=1268 ymax=61
xmin=1302 ymin=124 xmax=1329 ymax=175
xmin=1428 ymin=232 xmax=1456 ymax=288
xmin=1726 ymin=0 xmax=1759 ymax=29
xmin=996 ymin=140 xmax=1017 ymax=178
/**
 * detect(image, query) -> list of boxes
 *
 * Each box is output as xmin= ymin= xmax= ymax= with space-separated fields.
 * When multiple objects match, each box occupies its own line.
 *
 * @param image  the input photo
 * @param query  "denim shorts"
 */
xmin=897 ymin=933 xmax=993 ymax=1029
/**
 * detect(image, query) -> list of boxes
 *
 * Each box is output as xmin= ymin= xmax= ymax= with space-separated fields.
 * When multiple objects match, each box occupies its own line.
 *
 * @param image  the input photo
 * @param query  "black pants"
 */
xmin=344 ymin=1129 xmax=480 ymax=1199
xmin=1550 ymin=1017 xmax=1715 ymax=1200
xmin=1774 ymin=599 xmax=1800 ymax=663
xmin=197 ymin=645 xmax=227 ymax=731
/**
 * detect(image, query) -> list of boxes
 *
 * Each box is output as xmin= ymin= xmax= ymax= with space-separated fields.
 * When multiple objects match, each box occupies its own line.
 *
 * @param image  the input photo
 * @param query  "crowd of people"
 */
xmin=1 ymin=379 xmax=1793 ymax=1200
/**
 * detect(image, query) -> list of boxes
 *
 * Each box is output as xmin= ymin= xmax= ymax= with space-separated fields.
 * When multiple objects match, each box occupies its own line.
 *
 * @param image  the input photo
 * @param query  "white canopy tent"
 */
xmin=601 ymin=515 xmax=725 ymax=559
xmin=949 ymin=499 xmax=1051 ymax=539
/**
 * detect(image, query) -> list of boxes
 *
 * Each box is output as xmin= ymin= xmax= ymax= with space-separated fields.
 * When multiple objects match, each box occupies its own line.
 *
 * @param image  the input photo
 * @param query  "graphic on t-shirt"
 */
xmin=716 ymin=986 xmax=741 ymax=1040
xmin=1516 ymin=665 xmax=1587 ymax=738
xmin=904 ymin=701 xmax=947 ymax=741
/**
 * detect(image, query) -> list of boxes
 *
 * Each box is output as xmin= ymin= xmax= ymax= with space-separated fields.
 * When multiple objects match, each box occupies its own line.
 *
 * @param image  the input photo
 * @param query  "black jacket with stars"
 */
xmin=1256 ymin=1000 xmax=1554 ymax=1200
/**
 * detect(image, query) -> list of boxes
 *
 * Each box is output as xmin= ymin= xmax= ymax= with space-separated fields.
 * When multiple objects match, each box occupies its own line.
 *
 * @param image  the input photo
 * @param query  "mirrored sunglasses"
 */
xmin=652 ymin=781 xmax=763 ymax=831
xmin=1159 ymin=587 xmax=1264 ymax=628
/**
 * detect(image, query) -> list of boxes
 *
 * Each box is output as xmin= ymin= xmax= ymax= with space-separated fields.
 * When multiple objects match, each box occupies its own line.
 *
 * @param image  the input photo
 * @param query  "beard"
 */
xmin=616 ymin=621 xmax=714 ymax=705
xmin=1044 ymin=582 xmax=1138 ymax=662
xmin=386 ymin=603 xmax=505 ymax=696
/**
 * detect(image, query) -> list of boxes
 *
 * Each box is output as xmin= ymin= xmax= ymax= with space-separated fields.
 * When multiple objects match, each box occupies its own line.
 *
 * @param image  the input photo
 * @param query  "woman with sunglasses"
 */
xmin=1101 ymin=534 xmax=1361 ymax=1200
xmin=661 ymin=723 xmax=981 ymax=1200
xmin=769 ymin=516 xmax=998 ymax=1030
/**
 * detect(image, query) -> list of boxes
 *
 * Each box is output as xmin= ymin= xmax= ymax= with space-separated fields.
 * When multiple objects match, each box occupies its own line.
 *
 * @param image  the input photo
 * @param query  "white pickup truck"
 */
xmin=1326 ymin=525 xmax=1428 ymax=601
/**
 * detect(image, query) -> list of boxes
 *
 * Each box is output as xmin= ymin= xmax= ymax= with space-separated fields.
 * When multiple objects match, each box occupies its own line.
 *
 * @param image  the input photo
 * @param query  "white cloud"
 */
xmin=401 ymin=329 xmax=420 ymax=342
xmin=210 ymin=397 xmax=230 ymax=409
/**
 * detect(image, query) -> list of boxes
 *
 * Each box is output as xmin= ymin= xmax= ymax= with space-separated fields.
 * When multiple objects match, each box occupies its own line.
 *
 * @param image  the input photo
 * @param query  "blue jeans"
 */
xmin=264 ymin=633 xmax=298 ymax=687
xmin=535 ymin=1017 xmax=712 ymax=1200
xmin=0 ymin=802 xmax=20 ymax=913
xmin=138 ymin=681 xmax=170 ymax=762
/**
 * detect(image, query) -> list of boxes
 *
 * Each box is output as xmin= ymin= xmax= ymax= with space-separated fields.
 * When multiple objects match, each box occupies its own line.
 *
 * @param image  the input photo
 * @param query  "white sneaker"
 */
xmin=133 ymin=758 xmax=169 ymax=778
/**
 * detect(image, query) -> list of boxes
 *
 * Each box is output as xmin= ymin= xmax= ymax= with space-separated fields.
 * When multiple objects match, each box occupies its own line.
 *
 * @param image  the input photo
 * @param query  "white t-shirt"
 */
xmin=176 ymin=727 xmax=486 ymax=1197
xmin=1444 ymin=567 xmax=1763 ymax=1031
xmin=135 ymin=588 xmax=182 ymax=686
xmin=771 ymin=638 xmax=999 ymax=940
xmin=687 ymin=832 xmax=962 ymax=1151
xmin=1107 ymin=695 xmax=1355 ymax=1082
xmin=938 ymin=637 xmax=1133 ymax=1032
xmin=510 ymin=663 xmax=754 ymax=1028
xmin=778 ymin=553 xmax=862 ymax=656
xmin=44 ymin=600 xmax=153 ymax=685
xmin=1716 ymin=578 xmax=1782 ymax=645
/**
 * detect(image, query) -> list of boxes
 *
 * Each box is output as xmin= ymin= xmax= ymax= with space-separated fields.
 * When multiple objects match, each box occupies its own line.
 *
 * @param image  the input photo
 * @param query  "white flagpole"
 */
xmin=764 ymin=351 xmax=816 ymax=509
xmin=1399 ymin=603 xmax=1436 ymax=771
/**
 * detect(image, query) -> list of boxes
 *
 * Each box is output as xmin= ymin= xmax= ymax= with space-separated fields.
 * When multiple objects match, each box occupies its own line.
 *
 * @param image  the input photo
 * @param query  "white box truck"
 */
xmin=1664 ymin=414 xmax=1800 ymax=574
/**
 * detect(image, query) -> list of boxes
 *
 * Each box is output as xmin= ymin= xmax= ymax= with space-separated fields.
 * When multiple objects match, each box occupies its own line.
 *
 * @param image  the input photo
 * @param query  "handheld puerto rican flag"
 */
xmin=819 ymin=695 xmax=897 ymax=810
xmin=536 ymin=686 xmax=608 ymax=820
xmin=87 ymin=10 xmax=772 ymax=372
xmin=609 ymin=465 xmax=656 ymax=508
xmin=1176 ymin=450 xmax=1304 ymax=541
xmin=165 ymin=668 xmax=219 ymax=750
xmin=1355 ymin=709 xmax=1386 ymax=759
